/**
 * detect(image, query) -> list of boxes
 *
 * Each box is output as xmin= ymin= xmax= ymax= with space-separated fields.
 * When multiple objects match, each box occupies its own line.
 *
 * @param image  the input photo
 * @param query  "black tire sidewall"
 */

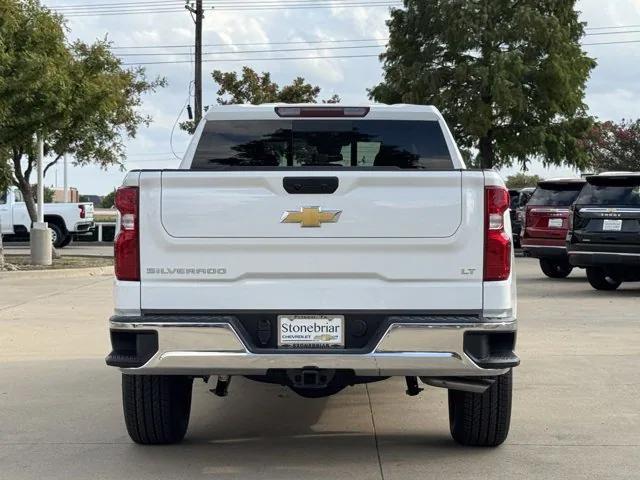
xmin=448 ymin=369 xmax=513 ymax=447
xmin=49 ymin=223 xmax=65 ymax=248
xmin=539 ymin=258 xmax=573 ymax=278
xmin=586 ymin=267 xmax=622 ymax=291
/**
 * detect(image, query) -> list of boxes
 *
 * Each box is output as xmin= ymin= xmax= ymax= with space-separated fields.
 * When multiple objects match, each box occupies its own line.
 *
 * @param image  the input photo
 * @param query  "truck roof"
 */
xmin=203 ymin=103 xmax=444 ymax=122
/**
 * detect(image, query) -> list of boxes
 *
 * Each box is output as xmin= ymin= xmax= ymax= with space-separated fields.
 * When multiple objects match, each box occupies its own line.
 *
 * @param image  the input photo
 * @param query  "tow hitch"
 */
xmin=288 ymin=369 xmax=333 ymax=389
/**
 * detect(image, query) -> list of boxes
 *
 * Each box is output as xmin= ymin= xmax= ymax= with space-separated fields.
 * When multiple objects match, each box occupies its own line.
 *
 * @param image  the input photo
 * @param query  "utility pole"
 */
xmin=186 ymin=0 xmax=204 ymax=125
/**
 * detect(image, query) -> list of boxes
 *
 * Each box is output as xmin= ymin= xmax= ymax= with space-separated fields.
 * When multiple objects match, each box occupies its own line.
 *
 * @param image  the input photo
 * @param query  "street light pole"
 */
xmin=37 ymin=136 xmax=44 ymax=222
xmin=63 ymin=153 xmax=69 ymax=202
xmin=30 ymin=134 xmax=52 ymax=265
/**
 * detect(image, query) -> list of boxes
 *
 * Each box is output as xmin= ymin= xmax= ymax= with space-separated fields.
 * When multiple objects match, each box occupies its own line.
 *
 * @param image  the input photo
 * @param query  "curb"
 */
xmin=0 ymin=265 xmax=114 ymax=280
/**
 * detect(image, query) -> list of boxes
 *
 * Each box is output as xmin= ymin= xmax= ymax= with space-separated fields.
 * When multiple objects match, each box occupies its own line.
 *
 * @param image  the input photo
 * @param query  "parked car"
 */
xmin=509 ymin=187 xmax=535 ymax=247
xmin=521 ymin=178 xmax=586 ymax=278
xmin=106 ymin=104 xmax=518 ymax=447
xmin=0 ymin=187 xmax=94 ymax=248
xmin=567 ymin=172 xmax=640 ymax=290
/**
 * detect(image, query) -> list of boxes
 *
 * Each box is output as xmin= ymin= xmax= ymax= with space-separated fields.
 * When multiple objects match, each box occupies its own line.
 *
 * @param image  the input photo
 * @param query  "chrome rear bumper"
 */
xmin=108 ymin=316 xmax=518 ymax=377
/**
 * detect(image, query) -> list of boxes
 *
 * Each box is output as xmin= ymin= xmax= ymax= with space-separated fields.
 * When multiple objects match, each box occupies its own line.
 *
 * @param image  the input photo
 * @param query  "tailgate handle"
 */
xmin=283 ymin=177 xmax=339 ymax=194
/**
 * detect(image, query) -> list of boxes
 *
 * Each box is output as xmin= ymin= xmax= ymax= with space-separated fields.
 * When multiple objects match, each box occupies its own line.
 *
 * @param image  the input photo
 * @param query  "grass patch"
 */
xmin=2 ymin=255 xmax=113 ymax=271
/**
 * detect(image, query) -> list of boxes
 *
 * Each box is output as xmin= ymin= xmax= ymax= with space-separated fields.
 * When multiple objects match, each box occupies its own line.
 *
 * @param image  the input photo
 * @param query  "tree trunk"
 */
xmin=478 ymin=132 xmax=495 ymax=169
xmin=20 ymin=181 xmax=38 ymax=223
xmin=11 ymin=152 xmax=60 ymax=259
xmin=0 ymin=231 xmax=4 ymax=270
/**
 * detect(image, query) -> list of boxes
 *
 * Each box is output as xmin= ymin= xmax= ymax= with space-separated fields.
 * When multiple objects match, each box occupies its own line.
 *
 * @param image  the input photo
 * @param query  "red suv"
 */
xmin=521 ymin=178 xmax=586 ymax=278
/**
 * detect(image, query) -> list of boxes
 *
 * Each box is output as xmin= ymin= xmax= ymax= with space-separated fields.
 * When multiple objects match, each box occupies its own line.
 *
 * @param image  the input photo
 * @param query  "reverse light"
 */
xmin=114 ymin=186 xmax=139 ymax=281
xmin=484 ymin=186 xmax=512 ymax=281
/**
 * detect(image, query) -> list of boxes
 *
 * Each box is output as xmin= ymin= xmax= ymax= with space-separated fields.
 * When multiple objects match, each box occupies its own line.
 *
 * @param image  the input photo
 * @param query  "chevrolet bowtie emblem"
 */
xmin=280 ymin=207 xmax=341 ymax=228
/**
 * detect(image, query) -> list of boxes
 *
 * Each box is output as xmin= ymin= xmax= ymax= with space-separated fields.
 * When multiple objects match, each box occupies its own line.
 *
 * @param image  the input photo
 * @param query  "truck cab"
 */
xmin=0 ymin=187 xmax=94 ymax=248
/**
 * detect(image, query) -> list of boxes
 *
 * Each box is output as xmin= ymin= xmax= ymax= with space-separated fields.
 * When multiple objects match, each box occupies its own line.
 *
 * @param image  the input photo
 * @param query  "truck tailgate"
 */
xmin=139 ymin=170 xmax=485 ymax=311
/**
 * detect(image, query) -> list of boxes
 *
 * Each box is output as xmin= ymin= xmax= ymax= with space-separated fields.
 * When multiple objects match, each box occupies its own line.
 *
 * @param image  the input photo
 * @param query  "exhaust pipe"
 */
xmin=420 ymin=377 xmax=495 ymax=394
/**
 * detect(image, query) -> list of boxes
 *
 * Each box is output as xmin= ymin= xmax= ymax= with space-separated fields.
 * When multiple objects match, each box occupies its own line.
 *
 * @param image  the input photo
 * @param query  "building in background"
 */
xmin=50 ymin=187 xmax=79 ymax=203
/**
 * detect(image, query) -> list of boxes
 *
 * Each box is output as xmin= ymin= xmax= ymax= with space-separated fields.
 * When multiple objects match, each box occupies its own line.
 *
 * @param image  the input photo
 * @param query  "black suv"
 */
xmin=567 ymin=173 xmax=640 ymax=290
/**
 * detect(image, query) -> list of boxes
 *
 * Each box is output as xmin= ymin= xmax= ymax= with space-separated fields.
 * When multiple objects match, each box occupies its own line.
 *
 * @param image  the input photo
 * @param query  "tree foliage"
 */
xmin=505 ymin=172 xmax=542 ymax=189
xmin=581 ymin=119 xmax=640 ymax=172
xmin=370 ymin=0 xmax=596 ymax=169
xmin=100 ymin=189 xmax=116 ymax=208
xmin=0 ymin=0 xmax=164 ymax=222
xmin=213 ymin=68 xmax=322 ymax=105
xmin=180 ymin=67 xmax=340 ymax=133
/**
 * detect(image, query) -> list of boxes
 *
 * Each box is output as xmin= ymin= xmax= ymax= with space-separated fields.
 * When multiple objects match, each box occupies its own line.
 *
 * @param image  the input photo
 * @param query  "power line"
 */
xmin=49 ymin=0 xmax=369 ymax=6
xmin=116 ymin=43 xmax=384 ymax=57
xmin=117 ymin=37 xmax=640 ymax=65
xmin=57 ymin=2 xmax=401 ymax=16
xmin=122 ymin=53 xmax=381 ymax=65
xmin=585 ymin=23 xmax=640 ymax=31
xmin=584 ymin=30 xmax=640 ymax=36
xmin=111 ymin=37 xmax=388 ymax=50
xmin=50 ymin=0 xmax=390 ymax=8
xmin=583 ymin=39 xmax=640 ymax=46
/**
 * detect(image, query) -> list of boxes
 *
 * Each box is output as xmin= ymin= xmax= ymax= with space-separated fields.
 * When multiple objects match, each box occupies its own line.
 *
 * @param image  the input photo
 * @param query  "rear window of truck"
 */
xmin=577 ymin=178 xmax=640 ymax=206
xmin=190 ymin=120 xmax=453 ymax=170
xmin=528 ymin=184 xmax=584 ymax=207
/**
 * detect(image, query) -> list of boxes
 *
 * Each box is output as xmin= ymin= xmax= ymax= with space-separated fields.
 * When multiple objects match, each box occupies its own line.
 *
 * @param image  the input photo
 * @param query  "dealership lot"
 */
xmin=0 ymin=257 xmax=638 ymax=480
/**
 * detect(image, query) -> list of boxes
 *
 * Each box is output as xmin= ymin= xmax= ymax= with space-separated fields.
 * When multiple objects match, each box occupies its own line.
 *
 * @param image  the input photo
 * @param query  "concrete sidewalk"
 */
xmin=3 ymin=242 xmax=113 ymax=257
xmin=0 ymin=258 xmax=638 ymax=479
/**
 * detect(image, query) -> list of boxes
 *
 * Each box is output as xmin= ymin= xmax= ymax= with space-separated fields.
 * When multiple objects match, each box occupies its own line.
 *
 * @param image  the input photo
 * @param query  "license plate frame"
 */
xmin=277 ymin=315 xmax=345 ymax=349
xmin=602 ymin=219 xmax=623 ymax=232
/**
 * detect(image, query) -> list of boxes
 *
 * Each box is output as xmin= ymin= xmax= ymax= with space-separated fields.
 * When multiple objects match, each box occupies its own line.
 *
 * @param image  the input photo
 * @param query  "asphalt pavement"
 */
xmin=0 ymin=258 xmax=638 ymax=479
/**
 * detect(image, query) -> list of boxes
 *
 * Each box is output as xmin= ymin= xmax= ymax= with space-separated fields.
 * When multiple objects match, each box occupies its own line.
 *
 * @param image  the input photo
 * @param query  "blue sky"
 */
xmin=42 ymin=0 xmax=640 ymax=195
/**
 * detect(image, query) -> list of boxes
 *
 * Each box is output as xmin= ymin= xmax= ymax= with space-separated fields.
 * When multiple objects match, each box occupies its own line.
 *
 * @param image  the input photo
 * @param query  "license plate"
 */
xmin=548 ymin=218 xmax=564 ymax=228
xmin=603 ymin=219 xmax=623 ymax=231
xmin=278 ymin=315 xmax=344 ymax=348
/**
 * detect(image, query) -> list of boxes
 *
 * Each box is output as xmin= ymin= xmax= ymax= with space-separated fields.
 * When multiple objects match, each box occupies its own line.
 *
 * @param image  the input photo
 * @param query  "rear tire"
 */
xmin=539 ymin=258 xmax=573 ymax=278
xmin=448 ymin=370 xmax=512 ymax=447
xmin=58 ymin=234 xmax=72 ymax=248
xmin=122 ymin=374 xmax=193 ymax=445
xmin=586 ymin=267 xmax=621 ymax=291
xmin=49 ymin=223 xmax=65 ymax=249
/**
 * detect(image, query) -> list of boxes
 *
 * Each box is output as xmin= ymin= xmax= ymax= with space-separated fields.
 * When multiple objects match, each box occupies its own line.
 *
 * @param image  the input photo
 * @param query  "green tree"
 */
xmin=100 ymin=189 xmax=116 ymax=208
xmin=181 ymin=67 xmax=340 ymax=133
xmin=370 ymin=0 xmax=596 ymax=170
xmin=581 ymin=119 xmax=640 ymax=172
xmin=505 ymin=173 xmax=542 ymax=189
xmin=0 ymin=0 xmax=164 ymax=223
xmin=0 ymin=151 xmax=11 ymax=193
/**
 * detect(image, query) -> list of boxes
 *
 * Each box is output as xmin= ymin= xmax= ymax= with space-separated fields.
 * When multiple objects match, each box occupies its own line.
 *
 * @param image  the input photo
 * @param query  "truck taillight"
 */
xmin=484 ymin=186 xmax=511 ymax=281
xmin=78 ymin=204 xmax=86 ymax=219
xmin=114 ymin=186 xmax=139 ymax=281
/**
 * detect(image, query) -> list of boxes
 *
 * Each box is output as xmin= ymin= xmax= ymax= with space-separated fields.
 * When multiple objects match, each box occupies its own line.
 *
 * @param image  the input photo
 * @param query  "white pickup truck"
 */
xmin=107 ymin=104 xmax=518 ymax=447
xmin=0 ymin=187 xmax=94 ymax=248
